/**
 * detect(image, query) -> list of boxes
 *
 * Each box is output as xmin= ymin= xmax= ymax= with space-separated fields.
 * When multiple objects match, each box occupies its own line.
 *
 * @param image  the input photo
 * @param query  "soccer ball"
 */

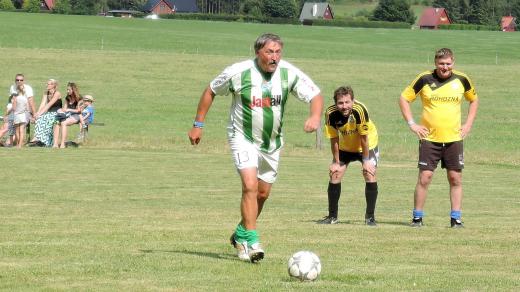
xmin=287 ymin=251 xmax=321 ymax=281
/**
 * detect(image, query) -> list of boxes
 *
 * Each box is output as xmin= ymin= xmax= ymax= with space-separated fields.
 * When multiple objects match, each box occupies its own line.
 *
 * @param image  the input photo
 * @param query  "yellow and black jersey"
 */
xmin=324 ymin=100 xmax=378 ymax=153
xmin=401 ymin=69 xmax=478 ymax=143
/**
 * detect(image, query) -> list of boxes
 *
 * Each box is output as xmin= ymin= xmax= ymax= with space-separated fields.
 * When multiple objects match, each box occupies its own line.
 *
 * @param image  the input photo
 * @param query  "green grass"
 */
xmin=1 ymin=11 xmax=519 ymax=290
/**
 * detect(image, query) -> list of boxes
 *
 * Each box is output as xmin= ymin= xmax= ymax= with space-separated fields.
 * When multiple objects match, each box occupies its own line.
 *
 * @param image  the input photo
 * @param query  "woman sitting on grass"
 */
xmin=0 ymin=94 xmax=16 ymax=147
xmin=30 ymin=79 xmax=62 ymax=147
xmin=56 ymin=82 xmax=84 ymax=148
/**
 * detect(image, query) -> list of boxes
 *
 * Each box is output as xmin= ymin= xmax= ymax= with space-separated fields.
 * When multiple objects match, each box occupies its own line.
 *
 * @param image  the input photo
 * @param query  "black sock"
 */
xmin=328 ymin=182 xmax=341 ymax=218
xmin=365 ymin=182 xmax=378 ymax=218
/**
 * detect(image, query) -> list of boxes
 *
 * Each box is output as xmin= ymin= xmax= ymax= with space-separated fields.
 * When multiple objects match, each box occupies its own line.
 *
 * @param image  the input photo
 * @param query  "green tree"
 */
xmin=240 ymin=0 xmax=263 ymax=17
xmin=511 ymin=0 xmax=520 ymax=18
xmin=467 ymin=0 xmax=494 ymax=25
xmin=107 ymin=0 xmax=147 ymax=10
xmin=0 ymin=0 xmax=15 ymax=10
xmin=456 ymin=0 xmax=469 ymax=23
xmin=262 ymin=0 xmax=297 ymax=18
xmin=197 ymin=0 xmax=241 ymax=14
xmin=13 ymin=0 xmax=23 ymax=9
xmin=23 ymin=0 xmax=41 ymax=13
xmin=54 ymin=0 xmax=72 ymax=14
xmin=70 ymin=0 xmax=104 ymax=14
xmin=371 ymin=0 xmax=416 ymax=24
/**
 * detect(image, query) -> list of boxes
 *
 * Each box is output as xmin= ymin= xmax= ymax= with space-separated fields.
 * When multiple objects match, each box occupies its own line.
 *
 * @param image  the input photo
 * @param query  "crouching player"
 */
xmin=318 ymin=86 xmax=379 ymax=226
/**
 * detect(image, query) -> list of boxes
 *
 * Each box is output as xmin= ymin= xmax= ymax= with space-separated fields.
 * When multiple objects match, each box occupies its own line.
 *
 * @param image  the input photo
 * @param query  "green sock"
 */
xmin=234 ymin=223 xmax=259 ymax=245
xmin=246 ymin=229 xmax=259 ymax=245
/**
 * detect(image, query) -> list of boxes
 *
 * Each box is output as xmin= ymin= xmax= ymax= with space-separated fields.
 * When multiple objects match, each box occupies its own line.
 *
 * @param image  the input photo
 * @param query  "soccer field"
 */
xmin=0 ymin=12 xmax=519 ymax=290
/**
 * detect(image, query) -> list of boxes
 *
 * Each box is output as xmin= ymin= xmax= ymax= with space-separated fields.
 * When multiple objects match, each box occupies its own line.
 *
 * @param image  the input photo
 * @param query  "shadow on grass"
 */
xmin=139 ymin=249 xmax=237 ymax=261
xmin=306 ymin=219 xmax=411 ymax=226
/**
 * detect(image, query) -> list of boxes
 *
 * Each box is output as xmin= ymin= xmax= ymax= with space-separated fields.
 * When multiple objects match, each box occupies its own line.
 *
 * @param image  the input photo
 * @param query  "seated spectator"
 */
xmin=0 ymin=94 xmax=16 ymax=147
xmin=78 ymin=95 xmax=95 ymax=141
xmin=30 ymin=79 xmax=62 ymax=147
xmin=56 ymin=82 xmax=83 ymax=148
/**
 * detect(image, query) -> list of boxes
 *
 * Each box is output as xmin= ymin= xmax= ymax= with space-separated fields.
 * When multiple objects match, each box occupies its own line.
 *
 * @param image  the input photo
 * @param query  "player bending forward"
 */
xmin=318 ymin=86 xmax=379 ymax=226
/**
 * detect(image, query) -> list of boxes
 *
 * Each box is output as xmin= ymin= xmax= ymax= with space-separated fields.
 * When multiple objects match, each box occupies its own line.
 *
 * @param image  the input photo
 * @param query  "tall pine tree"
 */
xmin=371 ymin=0 xmax=416 ymax=24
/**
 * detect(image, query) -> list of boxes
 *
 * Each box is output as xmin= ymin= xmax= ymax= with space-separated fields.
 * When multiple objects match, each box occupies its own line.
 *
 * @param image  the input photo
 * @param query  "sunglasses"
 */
xmin=15 ymin=79 xmax=24 ymax=82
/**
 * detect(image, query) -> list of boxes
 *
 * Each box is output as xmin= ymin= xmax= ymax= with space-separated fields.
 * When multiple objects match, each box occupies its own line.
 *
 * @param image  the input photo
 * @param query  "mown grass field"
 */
xmin=0 ymin=11 xmax=519 ymax=290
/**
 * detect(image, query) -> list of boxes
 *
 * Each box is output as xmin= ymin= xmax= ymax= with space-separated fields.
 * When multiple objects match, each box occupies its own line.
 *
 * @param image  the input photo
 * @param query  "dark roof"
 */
xmin=143 ymin=0 xmax=198 ymax=13
xmin=299 ymin=2 xmax=333 ymax=21
xmin=174 ymin=0 xmax=198 ymax=13
xmin=419 ymin=7 xmax=451 ymax=27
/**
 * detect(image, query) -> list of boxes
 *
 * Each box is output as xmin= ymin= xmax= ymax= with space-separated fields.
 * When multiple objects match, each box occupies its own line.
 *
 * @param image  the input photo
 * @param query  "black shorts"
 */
xmin=338 ymin=146 xmax=379 ymax=167
xmin=418 ymin=140 xmax=463 ymax=171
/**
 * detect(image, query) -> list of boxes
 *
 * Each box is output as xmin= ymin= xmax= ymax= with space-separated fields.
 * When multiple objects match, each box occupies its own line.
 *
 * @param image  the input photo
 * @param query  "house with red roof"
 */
xmin=299 ymin=2 xmax=334 ymax=25
xmin=40 ymin=0 xmax=54 ymax=11
xmin=418 ymin=7 xmax=451 ymax=29
xmin=143 ymin=0 xmax=198 ymax=14
xmin=501 ymin=16 xmax=516 ymax=32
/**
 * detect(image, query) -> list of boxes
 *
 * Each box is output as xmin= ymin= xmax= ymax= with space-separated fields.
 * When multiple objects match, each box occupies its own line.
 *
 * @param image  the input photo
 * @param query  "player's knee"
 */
xmin=242 ymin=184 xmax=258 ymax=198
xmin=418 ymin=172 xmax=433 ymax=186
xmin=447 ymin=173 xmax=462 ymax=186
xmin=257 ymin=190 xmax=270 ymax=202
xmin=363 ymin=173 xmax=376 ymax=182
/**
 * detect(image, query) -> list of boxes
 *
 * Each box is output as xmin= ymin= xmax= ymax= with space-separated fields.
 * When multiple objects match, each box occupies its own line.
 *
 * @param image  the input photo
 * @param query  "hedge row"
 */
xmin=313 ymin=18 xmax=411 ymax=29
xmin=438 ymin=23 xmax=500 ymax=31
xmin=160 ymin=13 xmax=411 ymax=29
xmin=160 ymin=13 xmax=300 ymax=25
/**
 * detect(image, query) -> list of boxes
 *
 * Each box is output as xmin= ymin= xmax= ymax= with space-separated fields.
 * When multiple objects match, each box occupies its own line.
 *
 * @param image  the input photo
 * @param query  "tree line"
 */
xmin=1 ymin=0 xmax=519 ymax=26
xmin=2 ymin=0 xmax=149 ymax=14
xmin=0 ymin=0 xmax=301 ymax=17
xmin=429 ymin=0 xmax=519 ymax=25
xmin=371 ymin=0 xmax=520 ymax=25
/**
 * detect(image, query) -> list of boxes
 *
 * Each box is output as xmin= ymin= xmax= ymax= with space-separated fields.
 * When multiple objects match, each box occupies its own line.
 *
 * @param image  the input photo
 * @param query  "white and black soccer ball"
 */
xmin=287 ymin=250 xmax=321 ymax=281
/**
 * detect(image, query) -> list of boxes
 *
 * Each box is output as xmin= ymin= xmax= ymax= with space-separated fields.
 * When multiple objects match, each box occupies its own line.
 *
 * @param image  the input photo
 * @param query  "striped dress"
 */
xmin=34 ymin=92 xmax=62 ymax=147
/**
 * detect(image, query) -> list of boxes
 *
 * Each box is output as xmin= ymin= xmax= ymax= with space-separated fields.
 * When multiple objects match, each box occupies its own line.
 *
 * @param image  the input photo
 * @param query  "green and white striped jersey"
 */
xmin=210 ymin=59 xmax=320 ymax=153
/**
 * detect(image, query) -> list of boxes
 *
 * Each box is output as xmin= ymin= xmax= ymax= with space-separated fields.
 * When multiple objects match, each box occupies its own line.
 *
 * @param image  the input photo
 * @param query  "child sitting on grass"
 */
xmin=78 ymin=95 xmax=94 ymax=141
xmin=0 ymin=94 xmax=16 ymax=147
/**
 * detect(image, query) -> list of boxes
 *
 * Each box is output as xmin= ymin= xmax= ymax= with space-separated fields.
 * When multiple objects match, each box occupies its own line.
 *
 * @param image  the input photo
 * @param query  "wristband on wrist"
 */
xmin=362 ymin=157 xmax=371 ymax=162
xmin=193 ymin=121 xmax=204 ymax=128
xmin=407 ymin=119 xmax=416 ymax=126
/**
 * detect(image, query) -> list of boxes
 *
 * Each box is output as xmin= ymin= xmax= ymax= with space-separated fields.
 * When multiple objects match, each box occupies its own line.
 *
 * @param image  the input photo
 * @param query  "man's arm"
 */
xmin=360 ymin=135 xmax=375 ymax=176
xmin=398 ymin=95 xmax=429 ymax=139
xmin=188 ymin=86 xmax=216 ymax=145
xmin=37 ymin=92 xmax=61 ymax=116
xmin=460 ymin=98 xmax=479 ymax=139
xmin=34 ymin=94 xmax=47 ymax=119
xmin=329 ymin=137 xmax=341 ymax=176
xmin=28 ymin=96 xmax=36 ymax=122
xmin=304 ymin=94 xmax=323 ymax=133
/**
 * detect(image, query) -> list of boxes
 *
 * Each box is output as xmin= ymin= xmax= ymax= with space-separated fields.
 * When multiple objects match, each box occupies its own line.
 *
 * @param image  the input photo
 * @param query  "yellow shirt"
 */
xmin=401 ymin=70 xmax=478 ymax=143
xmin=324 ymin=101 xmax=378 ymax=153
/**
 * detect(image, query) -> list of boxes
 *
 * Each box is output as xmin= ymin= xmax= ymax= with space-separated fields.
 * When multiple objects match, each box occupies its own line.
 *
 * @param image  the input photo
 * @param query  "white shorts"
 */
xmin=13 ymin=113 xmax=28 ymax=125
xmin=228 ymin=135 xmax=281 ymax=184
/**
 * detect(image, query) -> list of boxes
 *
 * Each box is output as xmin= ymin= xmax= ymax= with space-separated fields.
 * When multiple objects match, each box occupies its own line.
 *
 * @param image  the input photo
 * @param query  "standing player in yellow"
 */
xmin=318 ymin=86 xmax=379 ymax=226
xmin=399 ymin=48 xmax=479 ymax=228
